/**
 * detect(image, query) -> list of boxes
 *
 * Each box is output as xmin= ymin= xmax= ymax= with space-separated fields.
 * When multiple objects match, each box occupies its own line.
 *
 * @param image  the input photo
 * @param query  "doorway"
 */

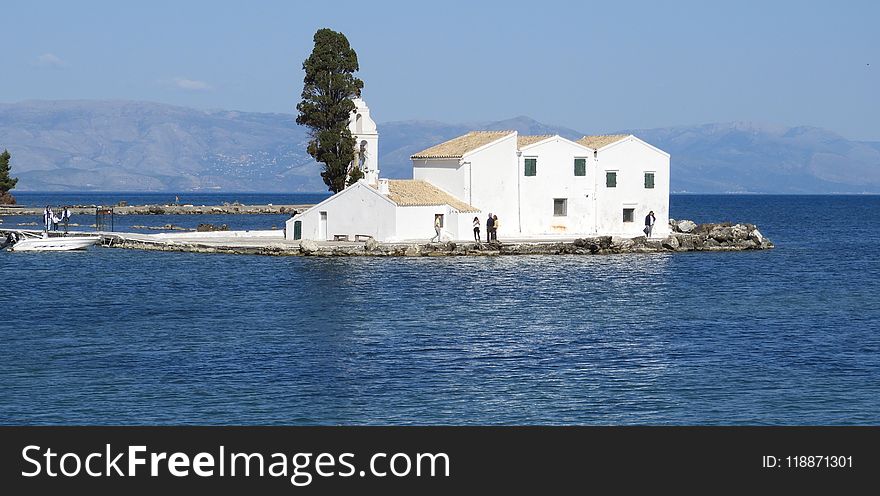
xmin=319 ymin=212 xmax=327 ymax=240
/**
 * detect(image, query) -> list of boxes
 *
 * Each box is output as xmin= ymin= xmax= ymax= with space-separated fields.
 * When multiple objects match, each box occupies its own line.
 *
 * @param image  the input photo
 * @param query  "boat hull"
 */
xmin=12 ymin=236 xmax=101 ymax=252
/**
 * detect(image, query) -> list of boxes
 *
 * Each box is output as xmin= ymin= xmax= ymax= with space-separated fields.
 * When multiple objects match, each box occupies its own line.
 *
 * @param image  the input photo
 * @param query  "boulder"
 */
xmin=404 ymin=244 xmax=421 ymax=256
xmin=709 ymin=226 xmax=735 ymax=242
xmin=300 ymin=239 xmax=318 ymax=254
xmin=661 ymin=235 xmax=680 ymax=250
xmin=677 ymin=220 xmax=697 ymax=233
xmin=731 ymin=224 xmax=750 ymax=240
xmin=749 ymin=228 xmax=764 ymax=244
xmin=364 ymin=238 xmax=380 ymax=251
xmin=673 ymin=234 xmax=696 ymax=251
xmin=611 ymin=236 xmax=635 ymax=251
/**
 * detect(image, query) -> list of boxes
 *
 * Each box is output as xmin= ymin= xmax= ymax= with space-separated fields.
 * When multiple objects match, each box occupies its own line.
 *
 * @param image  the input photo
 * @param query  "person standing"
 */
xmin=644 ymin=210 xmax=656 ymax=238
xmin=473 ymin=216 xmax=481 ymax=242
xmin=431 ymin=215 xmax=442 ymax=242
xmin=63 ymin=206 xmax=71 ymax=232
xmin=485 ymin=213 xmax=494 ymax=242
xmin=43 ymin=206 xmax=52 ymax=232
xmin=492 ymin=215 xmax=499 ymax=241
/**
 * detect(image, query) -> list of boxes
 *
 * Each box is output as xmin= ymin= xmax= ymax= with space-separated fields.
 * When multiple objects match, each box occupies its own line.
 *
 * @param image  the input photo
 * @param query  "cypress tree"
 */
xmin=0 ymin=149 xmax=18 ymax=204
xmin=296 ymin=29 xmax=365 ymax=193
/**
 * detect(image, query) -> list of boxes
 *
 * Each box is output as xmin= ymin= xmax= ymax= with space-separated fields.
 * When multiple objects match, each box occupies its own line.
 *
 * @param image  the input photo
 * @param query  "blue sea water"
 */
xmin=1 ymin=194 xmax=878 ymax=425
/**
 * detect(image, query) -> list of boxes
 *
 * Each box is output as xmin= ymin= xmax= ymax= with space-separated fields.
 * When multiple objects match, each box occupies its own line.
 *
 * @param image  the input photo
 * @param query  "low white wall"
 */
xmin=392 ymin=205 xmax=477 ymax=242
xmin=285 ymin=182 xmax=397 ymax=241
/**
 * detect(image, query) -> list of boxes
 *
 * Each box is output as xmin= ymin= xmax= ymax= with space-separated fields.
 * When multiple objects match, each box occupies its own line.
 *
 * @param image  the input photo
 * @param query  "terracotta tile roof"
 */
xmin=517 ymin=135 xmax=554 ymax=149
xmin=386 ymin=180 xmax=480 ymax=213
xmin=410 ymin=131 xmax=513 ymax=159
xmin=576 ymin=134 xmax=630 ymax=149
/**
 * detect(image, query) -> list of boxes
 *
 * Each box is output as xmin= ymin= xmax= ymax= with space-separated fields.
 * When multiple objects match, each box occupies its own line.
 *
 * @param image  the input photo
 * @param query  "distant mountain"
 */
xmin=1 ymin=100 xmax=878 ymax=193
xmin=0 ymin=100 xmax=322 ymax=192
xmin=626 ymin=122 xmax=880 ymax=193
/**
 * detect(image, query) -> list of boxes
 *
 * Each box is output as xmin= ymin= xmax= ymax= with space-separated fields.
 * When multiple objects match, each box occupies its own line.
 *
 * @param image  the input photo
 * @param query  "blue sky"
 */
xmin=2 ymin=0 xmax=878 ymax=139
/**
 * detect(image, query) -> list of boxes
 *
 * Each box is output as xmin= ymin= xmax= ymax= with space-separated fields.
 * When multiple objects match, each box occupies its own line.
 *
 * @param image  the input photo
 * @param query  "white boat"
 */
xmin=4 ymin=231 xmax=101 ymax=252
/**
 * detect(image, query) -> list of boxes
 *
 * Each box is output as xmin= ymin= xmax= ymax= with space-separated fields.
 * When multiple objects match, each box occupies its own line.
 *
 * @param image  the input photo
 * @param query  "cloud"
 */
xmin=173 ymin=78 xmax=212 ymax=91
xmin=33 ymin=53 xmax=68 ymax=68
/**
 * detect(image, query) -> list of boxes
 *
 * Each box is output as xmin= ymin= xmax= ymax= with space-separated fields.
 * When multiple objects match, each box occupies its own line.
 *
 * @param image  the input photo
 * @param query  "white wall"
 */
xmin=593 ymin=137 xmax=671 ymax=236
xmin=285 ymin=182 xmax=397 ymax=241
xmin=464 ymin=134 xmax=519 ymax=238
xmin=391 ymin=205 xmax=477 ymax=242
xmin=517 ymin=137 xmax=596 ymax=236
xmin=412 ymin=158 xmax=466 ymax=198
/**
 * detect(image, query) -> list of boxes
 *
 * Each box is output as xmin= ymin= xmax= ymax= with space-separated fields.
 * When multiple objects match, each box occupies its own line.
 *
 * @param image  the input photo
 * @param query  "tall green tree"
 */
xmin=0 ymin=149 xmax=18 ymax=203
xmin=296 ymin=28 xmax=364 ymax=193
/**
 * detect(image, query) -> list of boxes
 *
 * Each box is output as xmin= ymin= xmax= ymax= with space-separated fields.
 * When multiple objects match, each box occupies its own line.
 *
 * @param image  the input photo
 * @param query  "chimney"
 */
xmin=378 ymin=178 xmax=390 ymax=195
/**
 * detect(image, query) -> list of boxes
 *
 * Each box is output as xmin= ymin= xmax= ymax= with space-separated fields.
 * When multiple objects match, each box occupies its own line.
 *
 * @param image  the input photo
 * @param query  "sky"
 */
xmin=2 ymin=0 xmax=879 ymax=139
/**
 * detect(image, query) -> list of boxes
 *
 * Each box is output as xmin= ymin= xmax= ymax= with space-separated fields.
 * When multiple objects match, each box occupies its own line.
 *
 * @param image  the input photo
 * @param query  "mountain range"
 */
xmin=1 ymin=100 xmax=878 ymax=193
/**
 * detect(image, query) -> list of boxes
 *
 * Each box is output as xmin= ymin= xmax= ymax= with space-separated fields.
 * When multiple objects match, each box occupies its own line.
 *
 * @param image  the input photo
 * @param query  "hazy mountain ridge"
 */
xmin=1 ymin=100 xmax=878 ymax=193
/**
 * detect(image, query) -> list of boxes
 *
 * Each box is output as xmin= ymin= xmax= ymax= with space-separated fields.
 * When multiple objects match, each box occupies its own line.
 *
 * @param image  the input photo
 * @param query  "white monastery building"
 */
xmin=287 ymin=98 xmax=670 ymax=242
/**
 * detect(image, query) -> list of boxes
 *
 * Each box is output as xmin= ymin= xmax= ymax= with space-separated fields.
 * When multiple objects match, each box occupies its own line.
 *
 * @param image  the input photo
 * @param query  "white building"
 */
xmin=286 ymin=99 xmax=670 ymax=242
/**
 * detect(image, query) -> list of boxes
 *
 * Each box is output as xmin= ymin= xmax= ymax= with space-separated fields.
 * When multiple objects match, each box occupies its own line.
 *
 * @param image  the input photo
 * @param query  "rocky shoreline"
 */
xmin=0 ymin=203 xmax=312 ymax=216
xmin=101 ymin=220 xmax=773 ymax=257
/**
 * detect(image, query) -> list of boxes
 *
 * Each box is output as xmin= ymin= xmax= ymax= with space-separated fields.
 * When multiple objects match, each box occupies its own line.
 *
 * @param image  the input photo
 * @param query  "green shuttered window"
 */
xmin=574 ymin=158 xmax=586 ymax=176
xmin=645 ymin=172 xmax=655 ymax=189
xmin=606 ymin=171 xmax=617 ymax=188
xmin=524 ymin=158 xmax=537 ymax=176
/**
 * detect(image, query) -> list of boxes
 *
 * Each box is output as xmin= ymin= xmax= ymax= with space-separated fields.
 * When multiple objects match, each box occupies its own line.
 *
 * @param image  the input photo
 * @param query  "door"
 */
xmin=293 ymin=220 xmax=302 ymax=240
xmin=319 ymin=212 xmax=327 ymax=240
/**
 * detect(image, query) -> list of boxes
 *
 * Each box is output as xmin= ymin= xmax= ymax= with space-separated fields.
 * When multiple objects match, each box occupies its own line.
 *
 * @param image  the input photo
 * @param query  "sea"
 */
xmin=1 ymin=193 xmax=878 ymax=425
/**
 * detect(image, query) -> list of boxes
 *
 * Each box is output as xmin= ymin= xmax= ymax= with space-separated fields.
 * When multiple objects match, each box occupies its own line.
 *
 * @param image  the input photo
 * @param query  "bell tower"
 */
xmin=349 ymin=97 xmax=380 ymax=186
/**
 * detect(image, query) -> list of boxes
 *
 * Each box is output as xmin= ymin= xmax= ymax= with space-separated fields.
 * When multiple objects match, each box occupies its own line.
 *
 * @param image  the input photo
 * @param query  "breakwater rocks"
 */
xmin=103 ymin=220 xmax=773 ymax=257
xmin=0 ymin=203 xmax=312 ymax=216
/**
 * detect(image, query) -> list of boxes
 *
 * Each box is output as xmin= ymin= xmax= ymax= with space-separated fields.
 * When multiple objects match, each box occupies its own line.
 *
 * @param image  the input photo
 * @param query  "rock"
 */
xmin=709 ymin=226 xmax=735 ymax=242
xmin=673 ymin=234 xmax=696 ymax=251
xmin=731 ymin=224 xmax=750 ymax=240
xmin=404 ymin=244 xmax=421 ymax=256
xmin=677 ymin=220 xmax=697 ymax=233
xmin=445 ymin=241 xmax=457 ymax=251
xmin=611 ymin=236 xmax=634 ymax=250
xmin=573 ymin=238 xmax=588 ymax=248
xmin=661 ymin=235 xmax=680 ymax=250
xmin=116 ymin=200 xmax=128 ymax=207
xmin=364 ymin=238 xmax=380 ymax=251
xmin=749 ymin=228 xmax=764 ymax=243
xmin=197 ymin=223 xmax=229 ymax=232
xmin=300 ymin=239 xmax=318 ymax=254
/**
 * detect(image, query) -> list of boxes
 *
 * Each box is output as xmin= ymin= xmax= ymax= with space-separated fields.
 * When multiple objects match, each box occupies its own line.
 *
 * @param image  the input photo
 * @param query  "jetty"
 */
xmin=0 ymin=203 xmax=314 ymax=216
xmin=95 ymin=220 xmax=774 ymax=257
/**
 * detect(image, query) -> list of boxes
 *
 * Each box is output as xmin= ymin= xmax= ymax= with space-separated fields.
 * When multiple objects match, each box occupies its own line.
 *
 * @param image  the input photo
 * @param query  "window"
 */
xmin=524 ymin=158 xmax=537 ymax=176
xmin=434 ymin=213 xmax=444 ymax=228
xmin=623 ymin=208 xmax=635 ymax=223
xmin=644 ymin=172 xmax=655 ymax=189
xmin=574 ymin=158 xmax=586 ymax=176
xmin=554 ymin=198 xmax=568 ymax=217
xmin=606 ymin=171 xmax=617 ymax=188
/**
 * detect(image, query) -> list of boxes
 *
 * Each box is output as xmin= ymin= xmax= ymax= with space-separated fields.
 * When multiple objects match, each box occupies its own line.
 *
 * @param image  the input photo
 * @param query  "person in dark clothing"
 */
xmin=473 ymin=216 xmax=481 ymax=242
xmin=485 ymin=213 xmax=494 ymax=242
xmin=644 ymin=210 xmax=656 ymax=238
